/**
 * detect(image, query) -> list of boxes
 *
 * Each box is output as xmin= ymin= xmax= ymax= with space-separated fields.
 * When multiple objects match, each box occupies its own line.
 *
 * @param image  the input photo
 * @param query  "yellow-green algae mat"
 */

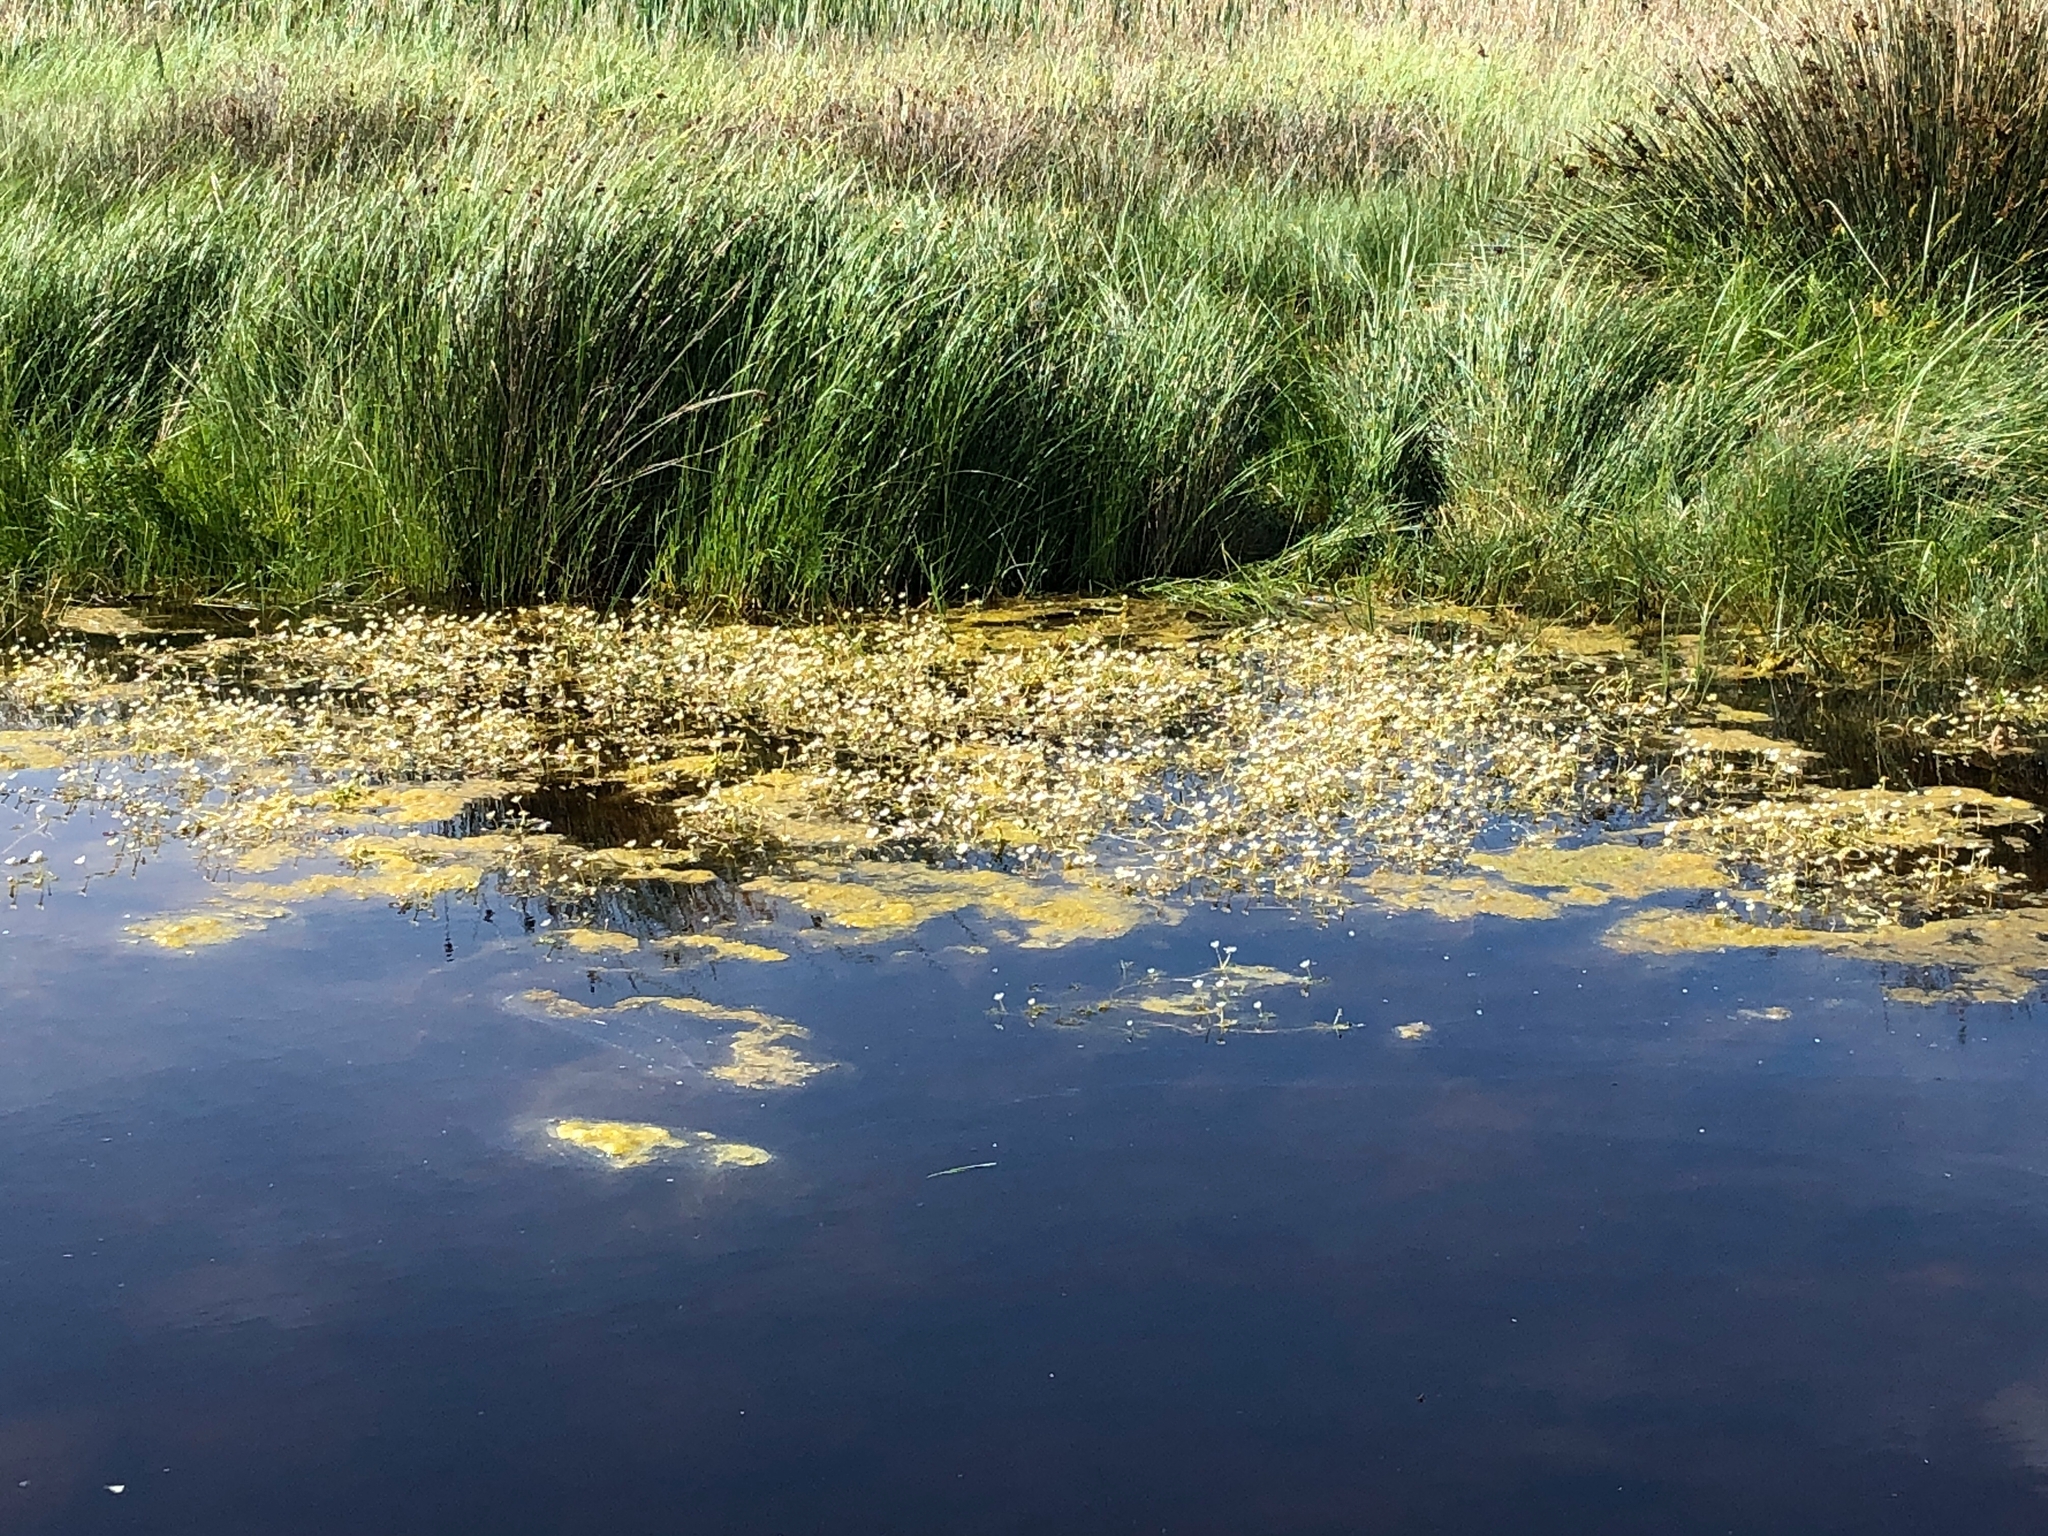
xmin=5 ymin=601 xmax=2048 ymax=1004
xmin=548 ymin=1119 xmax=773 ymax=1170
xmin=510 ymin=989 xmax=839 ymax=1091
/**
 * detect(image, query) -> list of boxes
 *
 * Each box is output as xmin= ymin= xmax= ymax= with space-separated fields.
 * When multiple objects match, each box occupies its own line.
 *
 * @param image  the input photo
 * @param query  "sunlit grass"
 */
xmin=7 ymin=0 xmax=2048 ymax=666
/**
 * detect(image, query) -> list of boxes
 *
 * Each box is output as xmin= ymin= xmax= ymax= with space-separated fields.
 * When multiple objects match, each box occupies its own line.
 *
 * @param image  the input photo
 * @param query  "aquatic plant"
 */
xmin=0 ymin=603 xmax=1685 ymax=904
xmin=11 ymin=598 xmax=2048 ymax=1002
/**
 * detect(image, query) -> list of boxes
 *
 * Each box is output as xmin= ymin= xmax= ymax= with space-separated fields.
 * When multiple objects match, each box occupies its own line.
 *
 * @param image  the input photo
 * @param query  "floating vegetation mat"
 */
xmin=548 ymin=1119 xmax=772 ymax=1170
xmin=0 ymin=600 xmax=1676 ymax=893
xmin=5 ymin=601 xmax=2048 ymax=999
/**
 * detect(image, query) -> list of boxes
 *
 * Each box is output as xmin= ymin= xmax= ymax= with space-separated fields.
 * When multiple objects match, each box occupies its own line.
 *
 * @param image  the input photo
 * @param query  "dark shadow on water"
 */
xmin=1726 ymin=672 xmax=2048 ymax=802
xmin=444 ymin=781 xmax=686 ymax=849
xmin=1710 ymin=672 xmax=2048 ymax=902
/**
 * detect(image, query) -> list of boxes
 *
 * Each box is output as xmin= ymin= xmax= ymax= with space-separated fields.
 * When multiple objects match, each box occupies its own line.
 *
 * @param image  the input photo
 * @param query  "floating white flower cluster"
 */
xmin=3 ymin=604 xmax=2039 ymax=929
xmin=0 ymin=605 xmax=1691 ymax=903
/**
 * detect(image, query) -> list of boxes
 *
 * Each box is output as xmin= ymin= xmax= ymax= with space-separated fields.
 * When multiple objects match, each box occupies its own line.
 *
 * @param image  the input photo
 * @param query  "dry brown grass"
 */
xmin=787 ymin=85 xmax=1440 ymax=193
xmin=108 ymin=76 xmax=460 ymax=183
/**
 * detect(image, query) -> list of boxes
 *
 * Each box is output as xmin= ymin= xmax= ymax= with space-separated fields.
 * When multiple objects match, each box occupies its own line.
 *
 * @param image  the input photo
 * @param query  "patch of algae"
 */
xmin=258 ymin=833 xmax=515 ymax=905
xmin=1347 ymin=788 xmax=2048 ymax=1004
xmin=133 ymin=830 xmax=516 ymax=943
xmin=663 ymin=933 xmax=788 ymax=962
xmin=1069 ymin=955 xmax=1324 ymax=1034
xmin=347 ymin=782 xmax=527 ymax=824
xmin=1673 ymin=785 xmax=2043 ymax=923
xmin=205 ymin=783 xmax=523 ymax=875
xmin=548 ymin=1122 xmax=778 ymax=1171
xmin=705 ymin=1140 xmax=775 ymax=1168
xmin=1472 ymin=840 xmax=1729 ymax=896
xmin=127 ymin=903 xmax=285 ymax=949
xmin=1359 ymin=873 xmax=1586 ymax=921
xmin=549 ymin=1119 xmax=776 ymax=1170
xmin=1360 ymin=839 xmax=1726 ymax=922
xmin=1696 ymin=786 xmax=2038 ymax=851
xmin=554 ymin=927 xmax=641 ymax=956
xmin=1136 ymin=994 xmax=1217 ymax=1017
xmin=551 ymin=1119 xmax=685 ymax=1166
xmin=1604 ymin=907 xmax=2048 ymax=1005
xmin=1360 ymin=783 xmax=2047 ymax=973
xmin=519 ymin=989 xmax=780 ymax=1028
xmin=104 ymin=821 xmax=527 ymax=955
xmin=1532 ymin=623 xmax=1635 ymax=658
xmin=613 ymin=997 xmax=834 ymax=1088
xmin=519 ymin=988 xmax=606 ymax=1019
xmin=710 ymin=1020 xmax=835 ymax=1091
xmin=616 ymin=995 xmax=783 ymax=1025
xmin=0 ymin=730 xmax=65 ymax=771
xmin=1209 ymin=963 xmax=1310 ymax=987
xmin=746 ymin=862 xmax=1150 ymax=947
xmin=708 ymin=770 xmax=876 ymax=852
xmin=514 ymin=992 xmax=836 ymax=1089
xmin=54 ymin=605 xmax=177 ymax=639
xmin=589 ymin=846 xmax=720 ymax=883
xmin=618 ymin=753 xmax=724 ymax=788
xmin=1676 ymin=726 xmax=1816 ymax=761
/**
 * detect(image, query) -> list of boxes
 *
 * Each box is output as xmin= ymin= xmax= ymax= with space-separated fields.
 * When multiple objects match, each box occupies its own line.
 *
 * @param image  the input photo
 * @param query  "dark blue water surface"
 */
xmin=5 ymin=787 xmax=2048 ymax=1534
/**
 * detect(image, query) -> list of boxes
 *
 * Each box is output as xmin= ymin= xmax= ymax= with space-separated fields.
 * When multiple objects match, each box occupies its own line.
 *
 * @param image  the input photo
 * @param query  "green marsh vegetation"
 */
xmin=8 ymin=0 xmax=2048 ymax=666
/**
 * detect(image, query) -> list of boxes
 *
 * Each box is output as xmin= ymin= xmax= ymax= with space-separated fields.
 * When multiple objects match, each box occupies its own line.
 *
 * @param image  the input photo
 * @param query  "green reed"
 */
xmin=8 ymin=0 xmax=2048 ymax=668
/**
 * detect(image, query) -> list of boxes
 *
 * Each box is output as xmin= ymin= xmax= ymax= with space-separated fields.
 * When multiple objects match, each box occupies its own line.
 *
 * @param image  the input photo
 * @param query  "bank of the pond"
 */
xmin=9 ymin=0 xmax=2048 ymax=664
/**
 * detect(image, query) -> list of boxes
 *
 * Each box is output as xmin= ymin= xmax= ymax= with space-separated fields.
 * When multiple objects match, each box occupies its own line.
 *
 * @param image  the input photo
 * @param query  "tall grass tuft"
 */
xmin=0 ymin=178 xmax=1351 ymax=611
xmin=1595 ymin=0 xmax=2048 ymax=288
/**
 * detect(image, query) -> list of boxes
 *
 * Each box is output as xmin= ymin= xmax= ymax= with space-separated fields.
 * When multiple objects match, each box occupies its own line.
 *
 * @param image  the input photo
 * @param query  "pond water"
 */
xmin=8 ymin=606 xmax=2048 ymax=1531
xmin=6 ymin=769 xmax=2048 ymax=1534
